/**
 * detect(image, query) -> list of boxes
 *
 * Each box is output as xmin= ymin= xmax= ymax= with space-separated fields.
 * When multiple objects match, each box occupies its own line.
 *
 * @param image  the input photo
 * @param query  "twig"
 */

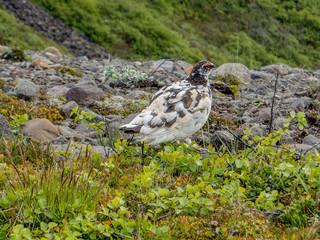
xmin=146 ymin=57 xmax=184 ymax=80
xmin=156 ymin=212 xmax=175 ymax=221
xmin=222 ymin=125 xmax=253 ymax=150
xmin=269 ymin=70 xmax=280 ymax=135
xmin=303 ymin=142 xmax=320 ymax=155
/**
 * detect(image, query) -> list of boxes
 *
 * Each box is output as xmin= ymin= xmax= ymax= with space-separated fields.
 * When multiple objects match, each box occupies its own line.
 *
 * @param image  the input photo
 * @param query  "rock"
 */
xmin=257 ymin=107 xmax=278 ymax=124
xmin=211 ymin=81 xmax=234 ymax=95
xmin=0 ymin=114 xmax=13 ymax=137
xmin=60 ymin=101 xmax=78 ymax=117
xmin=66 ymin=84 xmax=105 ymax=106
xmin=289 ymin=98 xmax=312 ymax=111
xmin=98 ymin=84 xmax=117 ymax=95
xmin=288 ymin=143 xmax=315 ymax=154
xmin=284 ymin=73 xmax=302 ymax=81
xmin=124 ymin=90 xmax=152 ymax=100
xmin=261 ymin=63 xmax=291 ymax=75
xmin=46 ymin=86 xmax=69 ymax=98
xmin=7 ymin=79 xmax=41 ymax=99
xmin=255 ymin=85 xmax=268 ymax=96
xmin=42 ymin=47 xmax=62 ymax=57
xmin=52 ymin=136 xmax=69 ymax=145
xmin=274 ymin=117 xmax=286 ymax=129
xmin=211 ymin=63 xmax=251 ymax=83
xmin=210 ymin=130 xmax=235 ymax=150
xmin=30 ymin=59 xmax=49 ymax=69
xmin=236 ymin=123 xmax=266 ymax=137
xmin=140 ymin=59 xmax=191 ymax=75
xmin=303 ymin=135 xmax=320 ymax=146
xmin=250 ymin=70 xmax=275 ymax=81
xmin=22 ymin=119 xmax=60 ymax=142
xmin=58 ymin=125 xmax=81 ymax=139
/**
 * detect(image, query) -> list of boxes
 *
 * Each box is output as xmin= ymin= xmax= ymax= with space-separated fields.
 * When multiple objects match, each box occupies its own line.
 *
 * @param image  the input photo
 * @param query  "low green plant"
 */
xmin=0 ymin=48 xmax=26 ymax=62
xmin=104 ymin=65 xmax=152 ymax=83
xmin=56 ymin=66 xmax=83 ymax=77
xmin=0 ymin=93 xmax=65 ymax=124
xmin=0 ymin=8 xmax=68 ymax=54
xmin=1 ymin=109 xmax=320 ymax=239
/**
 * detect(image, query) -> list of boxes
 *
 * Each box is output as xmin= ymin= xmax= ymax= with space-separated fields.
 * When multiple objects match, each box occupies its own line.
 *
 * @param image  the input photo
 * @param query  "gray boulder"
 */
xmin=8 ymin=79 xmax=41 ymax=99
xmin=0 ymin=114 xmax=13 ymax=137
xmin=211 ymin=63 xmax=250 ymax=83
xmin=66 ymin=84 xmax=105 ymax=106
xmin=210 ymin=130 xmax=235 ymax=151
xmin=22 ymin=119 xmax=60 ymax=142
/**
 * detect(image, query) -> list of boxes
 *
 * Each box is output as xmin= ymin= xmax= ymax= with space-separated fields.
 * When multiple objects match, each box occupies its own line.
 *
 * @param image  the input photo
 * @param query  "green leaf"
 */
xmin=40 ymin=222 xmax=48 ymax=231
xmin=235 ymin=160 xmax=243 ymax=168
xmin=38 ymin=198 xmax=47 ymax=209
xmin=179 ymin=198 xmax=189 ymax=206
xmin=290 ymin=110 xmax=296 ymax=118
xmin=48 ymin=222 xmax=58 ymax=229
xmin=200 ymin=207 xmax=209 ymax=215
xmin=205 ymin=185 xmax=214 ymax=193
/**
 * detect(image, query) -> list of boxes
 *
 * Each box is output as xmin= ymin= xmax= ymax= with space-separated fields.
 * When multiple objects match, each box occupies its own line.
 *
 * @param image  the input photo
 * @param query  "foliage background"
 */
xmin=24 ymin=0 xmax=320 ymax=69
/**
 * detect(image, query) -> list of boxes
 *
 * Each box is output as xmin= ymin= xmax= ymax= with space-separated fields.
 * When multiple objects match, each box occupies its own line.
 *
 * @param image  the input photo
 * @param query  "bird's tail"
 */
xmin=119 ymin=124 xmax=142 ymax=134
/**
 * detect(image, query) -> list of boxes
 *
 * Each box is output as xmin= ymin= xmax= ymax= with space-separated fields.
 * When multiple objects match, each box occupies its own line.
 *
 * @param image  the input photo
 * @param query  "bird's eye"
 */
xmin=204 ymin=63 xmax=212 ymax=67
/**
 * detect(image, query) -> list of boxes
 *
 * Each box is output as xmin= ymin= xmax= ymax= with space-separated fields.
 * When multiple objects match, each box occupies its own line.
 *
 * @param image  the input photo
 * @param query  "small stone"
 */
xmin=210 ymin=130 xmax=234 ymax=150
xmin=290 ymin=98 xmax=312 ymax=111
xmin=303 ymin=135 xmax=320 ymax=146
xmin=66 ymin=84 xmax=105 ymax=106
xmin=7 ymin=79 xmax=41 ymax=99
xmin=22 ymin=119 xmax=60 ymax=143
xmin=60 ymin=101 xmax=78 ymax=117
xmin=30 ymin=59 xmax=49 ymax=69
xmin=261 ymin=63 xmax=290 ymax=75
xmin=211 ymin=63 xmax=251 ymax=83
xmin=42 ymin=47 xmax=62 ymax=57
xmin=0 ymin=114 xmax=13 ymax=137
xmin=255 ymin=85 xmax=268 ymax=96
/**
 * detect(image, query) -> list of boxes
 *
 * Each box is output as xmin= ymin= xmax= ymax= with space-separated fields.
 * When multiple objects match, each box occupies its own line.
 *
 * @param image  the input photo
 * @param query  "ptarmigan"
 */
xmin=119 ymin=60 xmax=216 ymax=145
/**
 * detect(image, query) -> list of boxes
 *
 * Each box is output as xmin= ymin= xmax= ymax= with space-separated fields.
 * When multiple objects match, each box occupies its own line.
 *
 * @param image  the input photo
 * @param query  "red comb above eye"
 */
xmin=204 ymin=63 xmax=212 ymax=66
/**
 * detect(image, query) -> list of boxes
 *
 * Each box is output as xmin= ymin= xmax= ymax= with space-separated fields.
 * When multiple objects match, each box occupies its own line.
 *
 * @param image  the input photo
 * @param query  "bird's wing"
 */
xmin=120 ymin=82 xmax=211 ymax=142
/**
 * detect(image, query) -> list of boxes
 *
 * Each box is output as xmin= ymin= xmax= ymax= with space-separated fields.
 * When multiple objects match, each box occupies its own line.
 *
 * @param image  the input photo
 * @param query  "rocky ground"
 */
xmin=1 ymin=45 xmax=320 ymax=157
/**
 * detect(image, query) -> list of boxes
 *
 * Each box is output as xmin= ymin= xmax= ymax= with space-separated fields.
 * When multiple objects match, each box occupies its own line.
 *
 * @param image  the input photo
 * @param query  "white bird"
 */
xmin=119 ymin=60 xmax=216 ymax=145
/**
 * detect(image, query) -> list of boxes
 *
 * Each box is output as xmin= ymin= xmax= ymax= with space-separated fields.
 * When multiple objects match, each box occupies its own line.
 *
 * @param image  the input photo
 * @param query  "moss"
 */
xmin=0 ymin=8 xmax=69 ymax=55
xmin=212 ymin=74 xmax=243 ymax=96
xmin=211 ymin=206 xmax=278 ymax=239
xmin=1 ymin=48 xmax=26 ymax=62
xmin=56 ymin=66 xmax=83 ymax=77
xmin=214 ymin=74 xmax=244 ymax=86
xmin=208 ymin=112 xmax=240 ymax=130
xmin=0 ymin=93 xmax=65 ymax=123
xmin=157 ymin=215 xmax=214 ymax=239
xmin=0 ymin=79 xmax=4 ymax=89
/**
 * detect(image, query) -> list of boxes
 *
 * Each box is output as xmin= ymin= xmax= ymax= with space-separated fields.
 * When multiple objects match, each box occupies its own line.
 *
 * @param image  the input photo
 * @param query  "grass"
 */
xmin=1 ymin=110 xmax=320 ymax=239
xmin=0 ymin=8 xmax=68 ymax=55
xmin=28 ymin=0 xmax=320 ymax=69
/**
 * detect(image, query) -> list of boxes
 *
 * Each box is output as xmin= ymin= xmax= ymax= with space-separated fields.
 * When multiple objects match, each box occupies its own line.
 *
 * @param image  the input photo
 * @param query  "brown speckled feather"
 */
xmin=119 ymin=60 xmax=216 ymax=145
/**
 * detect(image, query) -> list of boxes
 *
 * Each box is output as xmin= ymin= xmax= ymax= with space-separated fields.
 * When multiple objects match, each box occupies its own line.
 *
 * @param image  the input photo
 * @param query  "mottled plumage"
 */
xmin=119 ymin=60 xmax=216 ymax=145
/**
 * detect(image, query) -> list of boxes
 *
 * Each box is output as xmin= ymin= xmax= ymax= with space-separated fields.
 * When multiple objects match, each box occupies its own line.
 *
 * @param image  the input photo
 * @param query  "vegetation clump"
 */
xmin=0 ymin=93 xmax=65 ymax=126
xmin=0 ymin=48 xmax=26 ymax=62
xmin=56 ymin=66 xmax=83 ymax=77
xmin=29 ymin=0 xmax=320 ymax=69
xmin=0 ymin=8 xmax=68 ymax=54
xmin=0 ymin=103 xmax=319 ymax=239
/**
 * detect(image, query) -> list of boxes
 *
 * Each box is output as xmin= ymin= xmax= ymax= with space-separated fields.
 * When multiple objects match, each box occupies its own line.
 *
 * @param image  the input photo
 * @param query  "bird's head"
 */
xmin=188 ymin=60 xmax=216 ymax=85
